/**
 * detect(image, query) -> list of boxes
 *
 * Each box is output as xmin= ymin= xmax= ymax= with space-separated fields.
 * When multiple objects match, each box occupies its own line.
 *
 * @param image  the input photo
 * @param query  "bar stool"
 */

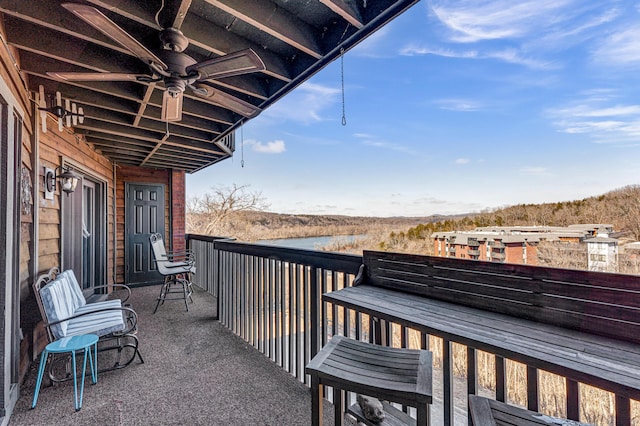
xmin=306 ymin=335 xmax=433 ymax=426
xmin=32 ymin=334 xmax=99 ymax=411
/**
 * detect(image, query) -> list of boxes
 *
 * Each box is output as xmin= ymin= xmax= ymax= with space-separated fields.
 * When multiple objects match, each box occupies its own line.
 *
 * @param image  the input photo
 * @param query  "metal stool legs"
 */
xmin=153 ymin=272 xmax=194 ymax=313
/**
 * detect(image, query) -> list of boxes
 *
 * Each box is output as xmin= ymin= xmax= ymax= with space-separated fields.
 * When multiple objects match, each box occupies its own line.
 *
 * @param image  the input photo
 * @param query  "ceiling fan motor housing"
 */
xmin=159 ymin=27 xmax=189 ymax=52
xmin=156 ymin=49 xmax=198 ymax=94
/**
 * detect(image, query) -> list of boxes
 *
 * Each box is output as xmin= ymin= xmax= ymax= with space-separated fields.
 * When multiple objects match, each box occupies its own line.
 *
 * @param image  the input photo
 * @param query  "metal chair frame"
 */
xmin=149 ymin=233 xmax=196 ymax=313
xmin=33 ymin=267 xmax=144 ymax=383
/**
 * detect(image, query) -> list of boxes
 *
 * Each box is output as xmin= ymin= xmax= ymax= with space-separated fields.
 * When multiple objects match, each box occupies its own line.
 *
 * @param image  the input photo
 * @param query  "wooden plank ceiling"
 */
xmin=0 ymin=0 xmax=418 ymax=173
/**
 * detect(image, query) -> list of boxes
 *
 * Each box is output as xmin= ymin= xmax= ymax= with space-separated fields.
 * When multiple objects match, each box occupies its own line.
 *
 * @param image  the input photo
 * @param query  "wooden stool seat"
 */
xmin=306 ymin=335 xmax=432 ymax=426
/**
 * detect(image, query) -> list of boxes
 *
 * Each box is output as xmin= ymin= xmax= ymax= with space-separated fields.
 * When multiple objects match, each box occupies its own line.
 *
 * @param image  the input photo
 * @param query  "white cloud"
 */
xmin=352 ymin=26 xmax=392 ymax=57
xmin=401 ymin=44 xmax=555 ymax=70
xmin=262 ymin=82 xmax=340 ymax=124
xmin=400 ymin=45 xmax=478 ymax=58
xmin=420 ymin=1 xmax=619 ymax=71
xmin=436 ymin=98 xmax=482 ymax=112
xmin=520 ymin=166 xmax=550 ymax=176
xmin=429 ymin=0 xmax=577 ymax=43
xmin=355 ymin=133 xmax=417 ymax=155
xmin=245 ymin=139 xmax=286 ymax=154
xmin=455 ymin=158 xmax=470 ymax=164
xmin=546 ymin=93 xmax=640 ymax=145
xmin=593 ymin=26 xmax=640 ymax=67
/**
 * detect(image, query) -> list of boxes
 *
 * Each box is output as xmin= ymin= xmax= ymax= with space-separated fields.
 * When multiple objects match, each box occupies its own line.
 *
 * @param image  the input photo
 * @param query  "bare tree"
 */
xmin=618 ymin=185 xmax=640 ymax=240
xmin=536 ymin=241 xmax=587 ymax=270
xmin=187 ymin=184 xmax=269 ymax=236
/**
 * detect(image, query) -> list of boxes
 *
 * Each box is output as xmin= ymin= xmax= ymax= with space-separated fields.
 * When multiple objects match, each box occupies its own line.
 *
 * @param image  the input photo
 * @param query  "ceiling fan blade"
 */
xmin=186 ymin=49 xmax=266 ymax=80
xmin=193 ymin=83 xmax=261 ymax=117
xmin=47 ymin=72 xmax=146 ymax=81
xmin=162 ymin=90 xmax=183 ymax=122
xmin=62 ymin=3 xmax=167 ymax=70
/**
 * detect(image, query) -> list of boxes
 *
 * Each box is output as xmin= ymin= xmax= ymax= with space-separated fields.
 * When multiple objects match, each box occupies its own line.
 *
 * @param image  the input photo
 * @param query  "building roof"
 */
xmin=433 ymin=223 xmax=617 ymax=246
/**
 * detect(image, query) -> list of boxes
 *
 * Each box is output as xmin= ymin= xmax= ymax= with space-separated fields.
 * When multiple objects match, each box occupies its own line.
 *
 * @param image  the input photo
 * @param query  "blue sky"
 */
xmin=187 ymin=0 xmax=640 ymax=217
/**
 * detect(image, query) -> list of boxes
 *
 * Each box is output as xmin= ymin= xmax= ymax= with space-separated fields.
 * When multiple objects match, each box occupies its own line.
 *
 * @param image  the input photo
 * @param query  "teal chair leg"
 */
xmin=72 ymin=350 xmax=79 ymax=411
xmin=31 ymin=350 xmax=49 ymax=409
xmin=89 ymin=341 xmax=98 ymax=384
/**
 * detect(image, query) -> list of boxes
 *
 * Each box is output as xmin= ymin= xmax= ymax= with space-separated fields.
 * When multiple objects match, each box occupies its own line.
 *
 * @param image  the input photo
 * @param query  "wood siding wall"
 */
xmin=0 ymin=16 xmax=187 ymax=387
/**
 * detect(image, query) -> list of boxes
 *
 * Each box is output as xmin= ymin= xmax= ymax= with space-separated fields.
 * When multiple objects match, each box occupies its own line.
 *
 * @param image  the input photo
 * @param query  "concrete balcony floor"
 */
xmin=10 ymin=285 xmax=333 ymax=426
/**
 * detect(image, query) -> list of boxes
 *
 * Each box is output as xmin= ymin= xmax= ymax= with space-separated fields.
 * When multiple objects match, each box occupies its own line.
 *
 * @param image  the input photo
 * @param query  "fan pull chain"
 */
xmin=240 ymin=121 xmax=245 ymax=168
xmin=340 ymin=47 xmax=347 ymax=126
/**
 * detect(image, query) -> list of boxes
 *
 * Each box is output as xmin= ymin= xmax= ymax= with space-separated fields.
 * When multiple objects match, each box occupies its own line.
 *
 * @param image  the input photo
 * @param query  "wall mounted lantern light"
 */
xmin=44 ymin=165 xmax=80 ymax=199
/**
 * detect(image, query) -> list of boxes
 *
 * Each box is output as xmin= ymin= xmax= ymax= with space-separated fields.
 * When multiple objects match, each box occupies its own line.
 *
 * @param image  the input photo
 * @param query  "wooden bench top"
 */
xmin=324 ymin=283 xmax=640 ymax=400
xmin=468 ymin=395 xmax=589 ymax=426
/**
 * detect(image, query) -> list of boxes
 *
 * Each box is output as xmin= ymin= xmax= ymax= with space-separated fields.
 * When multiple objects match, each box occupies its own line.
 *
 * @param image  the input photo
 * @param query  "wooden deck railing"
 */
xmin=186 ymin=234 xmax=639 ymax=426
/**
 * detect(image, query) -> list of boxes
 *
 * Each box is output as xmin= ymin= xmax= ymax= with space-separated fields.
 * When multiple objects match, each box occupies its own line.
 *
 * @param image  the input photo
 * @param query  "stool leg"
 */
xmin=311 ymin=375 xmax=323 ymax=426
xmin=153 ymin=277 xmax=170 ymax=313
xmin=31 ymin=350 xmax=49 ymax=409
xmin=417 ymin=404 xmax=430 ymax=426
xmin=182 ymin=277 xmax=189 ymax=311
xmin=333 ymin=388 xmax=343 ymax=426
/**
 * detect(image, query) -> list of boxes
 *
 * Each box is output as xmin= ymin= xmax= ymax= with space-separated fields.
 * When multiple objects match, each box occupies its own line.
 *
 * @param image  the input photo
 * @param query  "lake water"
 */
xmin=257 ymin=235 xmax=366 ymax=251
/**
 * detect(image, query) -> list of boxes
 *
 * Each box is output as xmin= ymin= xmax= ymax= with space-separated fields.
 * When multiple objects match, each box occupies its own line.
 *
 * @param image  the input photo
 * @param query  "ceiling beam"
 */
xmin=4 ymin=18 xmax=146 ymax=75
xmin=204 ymin=0 xmax=323 ymax=59
xmin=0 ymin=0 xmax=135 ymax=57
xmin=133 ymin=84 xmax=156 ymax=127
xmin=180 ymin=12 xmax=291 ymax=83
xmin=320 ymin=0 xmax=364 ymax=29
xmin=78 ymin=105 xmax=218 ymax=142
xmin=76 ymin=120 xmax=229 ymax=154
xmin=172 ymin=0 xmax=192 ymax=29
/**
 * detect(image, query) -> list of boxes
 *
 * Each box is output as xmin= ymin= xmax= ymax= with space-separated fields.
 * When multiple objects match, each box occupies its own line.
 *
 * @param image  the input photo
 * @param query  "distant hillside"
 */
xmin=462 ymin=185 xmax=640 ymax=239
xmin=225 ymin=211 xmax=453 ymax=240
xmin=187 ymin=185 xmax=640 ymax=244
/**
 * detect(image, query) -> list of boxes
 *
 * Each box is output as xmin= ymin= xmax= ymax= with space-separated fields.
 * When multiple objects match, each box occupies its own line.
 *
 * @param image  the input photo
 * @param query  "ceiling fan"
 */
xmin=47 ymin=3 xmax=266 ymax=121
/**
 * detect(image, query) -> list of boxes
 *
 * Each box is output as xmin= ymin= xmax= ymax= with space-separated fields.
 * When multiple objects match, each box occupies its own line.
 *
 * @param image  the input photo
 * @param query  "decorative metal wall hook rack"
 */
xmin=37 ymin=85 xmax=85 ymax=133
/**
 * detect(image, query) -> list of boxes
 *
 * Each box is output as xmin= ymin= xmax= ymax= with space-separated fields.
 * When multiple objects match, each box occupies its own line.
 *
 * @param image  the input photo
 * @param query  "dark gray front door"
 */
xmin=126 ymin=183 xmax=165 ymax=285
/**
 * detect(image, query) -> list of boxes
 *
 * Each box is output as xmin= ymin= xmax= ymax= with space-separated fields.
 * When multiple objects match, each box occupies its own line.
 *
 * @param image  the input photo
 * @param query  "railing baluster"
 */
xmin=495 ymin=355 xmax=506 ymax=402
xmin=252 ymin=257 xmax=260 ymax=348
xmin=296 ymin=264 xmax=303 ymax=380
xmin=289 ymin=262 xmax=295 ymax=376
xmin=566 ymin=378 xmax=579 ymax=421
xmin=443 ymin=338 xmax=454 ymax=426
xmin=267 ymin=258 xmax=273 ymax=360
xmin=321 ymin=271 xmax=328 ymax=345
xmin=527 ymin=365 xmax=538 ymax=412
xmin=331 ymin=271 xmax=337 ymax=337
xmin=304 ymin=266 xmax=310 ymax=385
xmin=467 ymin=347 xmax=477 ymax=425
xmin=342 ymin=273 xmax=349 ymax=339
xmin=253 ymin=258 xmax=264 ymax=351
xmin=615 ymin=395 xmax=631 ymax=426
xmin=310 ymin=266 xmax=320 ymax=361
xmin=263 ymin=258 xmax=269 ymax=357
xmin=276 ymin=260 xmax=283 ymax=366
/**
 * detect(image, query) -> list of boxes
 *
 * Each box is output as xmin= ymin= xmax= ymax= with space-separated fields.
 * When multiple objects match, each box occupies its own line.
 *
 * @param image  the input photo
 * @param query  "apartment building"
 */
xmin=433 ymin=224 xmax=614 ymax=265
